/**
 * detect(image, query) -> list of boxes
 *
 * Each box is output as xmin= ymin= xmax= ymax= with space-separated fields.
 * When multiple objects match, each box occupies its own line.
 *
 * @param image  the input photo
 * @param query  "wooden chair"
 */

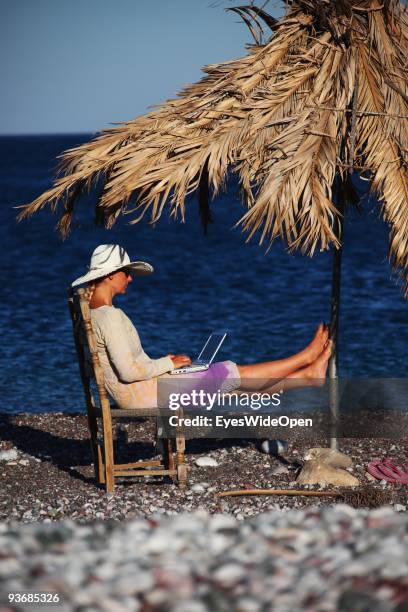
xmin=67 ymin=287 xmax=188 ymax=493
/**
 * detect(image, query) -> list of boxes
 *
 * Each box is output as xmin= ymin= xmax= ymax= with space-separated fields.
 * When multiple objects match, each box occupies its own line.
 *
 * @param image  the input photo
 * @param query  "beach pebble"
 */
xmin=337 ymin=591 xmax=383 ymax=612
xmin=190 ymin=483 xmax=208 ymax=493
xmin=171 ymin=601 xmax=208 ymax=612
xmin=195 ymin=456 xmax=219 ymax=468
xmin=210 ymin=514 xmax=238 ymax=532
xmin=113 ymin=572 xmax=154 ymax=595
xmin=270 ymin=465 xmax=289 ymax=476
xmin=213 ymin=563 xmax=246 ymax=586
xmin=0 ymin=449 xmax=18 ymax=461
xmin=236 ymin=598 xmax=261 ymax=612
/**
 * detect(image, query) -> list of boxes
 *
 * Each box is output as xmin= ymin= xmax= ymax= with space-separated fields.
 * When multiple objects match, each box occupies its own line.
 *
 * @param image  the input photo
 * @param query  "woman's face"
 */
xmin=110 ymin=268 xmax=133 ymax=294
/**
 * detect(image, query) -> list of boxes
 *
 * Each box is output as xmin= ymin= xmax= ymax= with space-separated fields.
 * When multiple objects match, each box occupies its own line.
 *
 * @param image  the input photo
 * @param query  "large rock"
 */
xmin=303 ymin=448 xmax=353 ymax=469
xmin=297 ymin=447 xmax=359 ymax=487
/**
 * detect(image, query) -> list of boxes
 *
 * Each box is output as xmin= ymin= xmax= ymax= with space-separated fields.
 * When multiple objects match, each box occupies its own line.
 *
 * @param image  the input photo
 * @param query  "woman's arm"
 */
xmin=101 ymin=310 xmax=174 ymax=382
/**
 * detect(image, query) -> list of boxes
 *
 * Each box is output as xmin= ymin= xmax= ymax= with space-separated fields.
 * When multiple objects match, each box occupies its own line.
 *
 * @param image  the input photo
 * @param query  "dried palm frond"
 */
xmin=19 ymin=0 xmax=408 ymax=293
xmin=216 ymin=486 xmax=394 ymax=508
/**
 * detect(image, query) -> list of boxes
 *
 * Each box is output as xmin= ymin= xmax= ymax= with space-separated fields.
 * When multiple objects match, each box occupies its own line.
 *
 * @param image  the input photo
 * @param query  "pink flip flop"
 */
xmin=367 ymin=458 xmax=408 ymax=484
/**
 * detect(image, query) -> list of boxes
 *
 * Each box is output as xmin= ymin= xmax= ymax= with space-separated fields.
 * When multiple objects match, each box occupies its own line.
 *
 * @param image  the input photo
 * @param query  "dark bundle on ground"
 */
xmin=342 ymin=486 xmax=394 ymax=508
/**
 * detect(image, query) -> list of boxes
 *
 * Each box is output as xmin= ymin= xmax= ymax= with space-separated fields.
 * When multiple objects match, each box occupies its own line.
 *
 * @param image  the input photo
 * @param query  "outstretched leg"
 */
xmin=259 ymin=341 xmax=333 ymax=394
xmin=237 ymin=324 xmax=329 ymax=391
xmin=256 ymin=343 xmax=332 ymax=458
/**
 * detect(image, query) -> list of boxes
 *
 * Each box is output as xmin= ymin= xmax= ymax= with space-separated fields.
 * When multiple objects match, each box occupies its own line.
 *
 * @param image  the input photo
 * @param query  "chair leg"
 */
xmin=87 ymin=411 xmax=105 ymax=485
xmin=165 ymin=438 xmax=175 ymax=471
xmin=102 ymin=415 xmax=115 ymax=493
xmin=155 ymin=418 xmax=165 ymax=460
xmin=96 ymin=442 xmax=105 ymax=485
xmin=176 ymin=434 xmax=188 ymax=488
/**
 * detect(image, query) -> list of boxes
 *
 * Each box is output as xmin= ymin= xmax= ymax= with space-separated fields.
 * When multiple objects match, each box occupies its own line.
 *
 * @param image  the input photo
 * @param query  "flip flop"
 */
xmin=383 ymin=459 xmax=408 ymax=484
xmin=367 ymin=458 xmax=408 ymax=484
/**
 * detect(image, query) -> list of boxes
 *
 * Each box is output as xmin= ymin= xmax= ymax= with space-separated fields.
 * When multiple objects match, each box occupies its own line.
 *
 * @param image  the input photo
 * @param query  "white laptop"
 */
xmin=170 ymin=332 xmax=227 ymax=375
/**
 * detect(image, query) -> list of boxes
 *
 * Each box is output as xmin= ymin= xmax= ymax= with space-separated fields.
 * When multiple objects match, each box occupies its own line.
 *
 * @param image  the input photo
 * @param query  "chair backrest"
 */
xmin=67 ymin=287 xmax=112 ymax=418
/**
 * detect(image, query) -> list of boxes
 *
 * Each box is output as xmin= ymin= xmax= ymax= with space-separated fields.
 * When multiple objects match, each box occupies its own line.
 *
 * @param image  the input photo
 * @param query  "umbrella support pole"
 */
xmin=329 ymin=190 xmax=345 ymax=450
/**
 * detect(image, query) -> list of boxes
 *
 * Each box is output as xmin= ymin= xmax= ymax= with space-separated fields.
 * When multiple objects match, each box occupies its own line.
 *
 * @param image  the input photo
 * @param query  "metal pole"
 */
xmin=329 ymin=187 xmax=345 ymax=450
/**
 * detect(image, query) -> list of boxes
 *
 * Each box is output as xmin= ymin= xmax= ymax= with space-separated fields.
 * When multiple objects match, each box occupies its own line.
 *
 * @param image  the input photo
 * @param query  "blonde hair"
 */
xmin=83 ymin=282 xmax=96 ymax=302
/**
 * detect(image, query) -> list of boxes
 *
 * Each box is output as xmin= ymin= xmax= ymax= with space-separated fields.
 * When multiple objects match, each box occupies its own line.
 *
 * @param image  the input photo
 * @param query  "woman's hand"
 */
xmin=168 ymin=354 xmax=192 ymax=369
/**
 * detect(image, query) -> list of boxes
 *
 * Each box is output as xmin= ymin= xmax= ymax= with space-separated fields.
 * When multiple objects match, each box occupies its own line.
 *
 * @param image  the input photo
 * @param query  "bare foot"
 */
xmin=303 ymin=323 xmax=329 ymax=365
xmin=307 ymin=340 xmax=333 ymax=383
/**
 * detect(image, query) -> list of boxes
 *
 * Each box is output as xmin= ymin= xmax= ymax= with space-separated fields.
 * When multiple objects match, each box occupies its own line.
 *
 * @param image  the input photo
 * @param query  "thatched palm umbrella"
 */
xmin=21 ymin=0 xmax=408 ymax=447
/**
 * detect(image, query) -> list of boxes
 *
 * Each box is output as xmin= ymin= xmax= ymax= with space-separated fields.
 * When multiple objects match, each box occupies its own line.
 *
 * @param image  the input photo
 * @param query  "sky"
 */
xmin=1 ymin=0 xmax=282 ymax=135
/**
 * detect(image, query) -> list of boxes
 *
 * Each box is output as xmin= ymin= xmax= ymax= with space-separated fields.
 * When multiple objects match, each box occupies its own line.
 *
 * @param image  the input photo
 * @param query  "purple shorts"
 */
xmin=158 ymin=360 xmax=241 ymax=408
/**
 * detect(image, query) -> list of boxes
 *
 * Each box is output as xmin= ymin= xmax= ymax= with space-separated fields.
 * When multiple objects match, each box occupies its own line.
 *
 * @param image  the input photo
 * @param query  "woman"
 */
xmin=72 ymin=244 xmax=332 ymax=410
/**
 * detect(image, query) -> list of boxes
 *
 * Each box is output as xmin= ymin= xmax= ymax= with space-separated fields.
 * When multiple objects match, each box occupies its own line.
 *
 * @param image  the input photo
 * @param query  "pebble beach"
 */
xmin=1 ymin=412 xmax=407 ymax=610
xmin=1 ymin=413 xmax=407 ymax=522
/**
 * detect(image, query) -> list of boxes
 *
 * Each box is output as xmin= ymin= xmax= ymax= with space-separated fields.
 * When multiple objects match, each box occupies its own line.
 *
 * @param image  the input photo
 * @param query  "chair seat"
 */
xmin=95 ymin=407 xmax=173 ymax=418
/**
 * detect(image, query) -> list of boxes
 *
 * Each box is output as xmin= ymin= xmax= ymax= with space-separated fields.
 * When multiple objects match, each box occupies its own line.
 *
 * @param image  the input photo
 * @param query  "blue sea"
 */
xmin=0 ymin=135 xmax=406 ymax=413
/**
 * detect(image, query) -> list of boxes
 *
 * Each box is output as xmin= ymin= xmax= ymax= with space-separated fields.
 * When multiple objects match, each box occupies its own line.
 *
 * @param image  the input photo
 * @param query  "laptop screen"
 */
xmin=197 ymin=333 xmax=226 ymax=364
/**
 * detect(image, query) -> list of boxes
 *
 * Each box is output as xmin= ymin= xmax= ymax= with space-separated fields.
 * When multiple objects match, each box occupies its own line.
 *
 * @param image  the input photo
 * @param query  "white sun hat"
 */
xmin=71 ymin=244 xmax=154 ymax=287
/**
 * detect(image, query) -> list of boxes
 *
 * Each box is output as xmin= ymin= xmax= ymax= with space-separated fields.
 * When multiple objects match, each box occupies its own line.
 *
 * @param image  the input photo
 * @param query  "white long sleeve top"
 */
xmin=90 ymin=305 xmax=174 ymax=408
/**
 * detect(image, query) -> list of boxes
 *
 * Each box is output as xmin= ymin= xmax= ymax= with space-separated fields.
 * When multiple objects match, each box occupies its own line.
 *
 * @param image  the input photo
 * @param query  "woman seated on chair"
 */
xmin=72 ymin=244 xmax=332 ymax=410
